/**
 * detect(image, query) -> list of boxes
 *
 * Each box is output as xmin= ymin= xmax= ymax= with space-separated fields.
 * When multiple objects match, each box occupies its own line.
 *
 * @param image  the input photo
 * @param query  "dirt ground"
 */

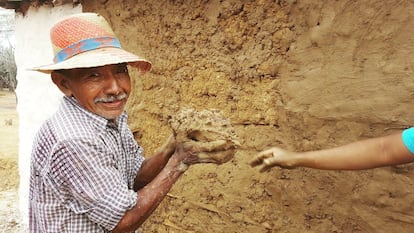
xmin=0 ymin=90 xmax=26 ymax=232
xmin=1 ymin=0 xmax=414 ymax=232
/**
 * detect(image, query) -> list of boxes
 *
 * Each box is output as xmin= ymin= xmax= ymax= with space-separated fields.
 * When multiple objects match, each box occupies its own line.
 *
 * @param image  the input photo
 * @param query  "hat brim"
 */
xmin=30 ymin=47 xmax=152 ymax=74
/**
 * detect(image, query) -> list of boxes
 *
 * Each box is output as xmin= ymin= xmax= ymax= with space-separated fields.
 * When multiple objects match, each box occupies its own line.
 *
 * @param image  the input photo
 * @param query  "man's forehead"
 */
xmin=76 ymin=63 xmax=127 ymax=71
xmin=64 ymin=63 xmax=128 ymax=75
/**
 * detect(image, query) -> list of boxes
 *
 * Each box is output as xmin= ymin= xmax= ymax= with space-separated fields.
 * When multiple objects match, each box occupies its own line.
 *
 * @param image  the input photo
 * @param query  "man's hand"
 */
xmin=168 ymin=142 xmax=200 ymax=172
xmin=157 ymin=134 xmax=176 ymax=159
xmin=250 ymin=147 xmax=299 ymax=172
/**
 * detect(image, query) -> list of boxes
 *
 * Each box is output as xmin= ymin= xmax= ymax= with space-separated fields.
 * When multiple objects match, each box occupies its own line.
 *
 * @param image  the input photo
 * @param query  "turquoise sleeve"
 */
xmin=402 ymin=127 xmax=414 ymax=154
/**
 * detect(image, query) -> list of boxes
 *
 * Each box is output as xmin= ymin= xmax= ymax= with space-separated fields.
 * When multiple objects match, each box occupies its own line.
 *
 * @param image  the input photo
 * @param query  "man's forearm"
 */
xmin=114 ymin=161 xmax=184 ymax=233
xmin=133 ymin=135 xmax=176 ymax=190
xmin=133 ymin=151 xmax=171 ymax=191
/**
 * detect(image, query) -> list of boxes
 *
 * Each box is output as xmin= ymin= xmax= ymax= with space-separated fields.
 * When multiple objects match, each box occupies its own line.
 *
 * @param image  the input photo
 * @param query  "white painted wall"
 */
xmin=14 ymin=4 xmax=82 ymax=226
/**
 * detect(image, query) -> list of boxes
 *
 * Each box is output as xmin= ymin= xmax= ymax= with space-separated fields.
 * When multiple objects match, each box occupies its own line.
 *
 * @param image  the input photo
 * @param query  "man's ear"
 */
xmin=51 ymin=71 xmax=73 ymax=96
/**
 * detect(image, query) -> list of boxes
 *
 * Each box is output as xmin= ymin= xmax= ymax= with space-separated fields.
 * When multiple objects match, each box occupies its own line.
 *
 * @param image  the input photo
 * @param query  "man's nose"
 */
xmin=104 ymin=74 xmax=122 ymax=95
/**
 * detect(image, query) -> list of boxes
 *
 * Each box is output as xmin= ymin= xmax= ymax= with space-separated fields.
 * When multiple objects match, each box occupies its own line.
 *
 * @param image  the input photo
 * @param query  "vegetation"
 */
xmin=0 ymin=8 xmax=16 ymax=91
xmin=0 ymin=39 xmax=16 ymax=90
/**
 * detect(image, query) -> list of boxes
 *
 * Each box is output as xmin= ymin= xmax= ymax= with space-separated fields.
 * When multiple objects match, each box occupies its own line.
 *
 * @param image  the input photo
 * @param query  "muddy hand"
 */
xmin=156 ymin=134 xmax=176 ymax=159
xmin=182 ymin=139 xmax=237 ymax=152
xmin=170 ymin=142 xmax=201 ymax=169
xmin=182 ymin=139 xmax=238 ymax=164
xmin=250 ymin=147 xmax=298 ymax=172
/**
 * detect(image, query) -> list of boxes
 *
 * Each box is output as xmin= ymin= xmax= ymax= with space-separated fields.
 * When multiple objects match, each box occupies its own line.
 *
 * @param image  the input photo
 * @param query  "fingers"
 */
xmin=250 ymin=147 xmax=297 ymax=172
xmin=183 ymin=139 xmax=230 ymax=152
xmin=259 ymin=156 xmax=281 ymax=172
xmin=259 ymin=162 xmax=273 ymax=173
xmin=173 ymin=142 xmax=200 ymax=165
xmin=250 ymin=148 xmax=274 ymax=167
xmin=195 ymin=150 xmax=235 ymax=164
xmin=157 ymin=134 xmax=177 ymax=157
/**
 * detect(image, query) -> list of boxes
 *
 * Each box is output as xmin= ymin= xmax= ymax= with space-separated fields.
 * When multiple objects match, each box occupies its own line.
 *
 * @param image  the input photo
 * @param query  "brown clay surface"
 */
xmin=83 ymin=1 xmax=414 ymax=232
xmin=1 ymin=0 xmax=414 ymax=232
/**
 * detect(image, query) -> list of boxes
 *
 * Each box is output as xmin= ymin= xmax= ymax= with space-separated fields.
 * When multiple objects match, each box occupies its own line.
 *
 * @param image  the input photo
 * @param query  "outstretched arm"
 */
xmin=251 ymin=132 xmax=414 ymax=172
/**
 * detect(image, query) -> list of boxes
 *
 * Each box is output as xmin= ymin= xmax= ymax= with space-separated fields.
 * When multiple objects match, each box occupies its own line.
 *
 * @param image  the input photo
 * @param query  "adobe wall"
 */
xmin=82 ymin=1 xmax=414 ymax=232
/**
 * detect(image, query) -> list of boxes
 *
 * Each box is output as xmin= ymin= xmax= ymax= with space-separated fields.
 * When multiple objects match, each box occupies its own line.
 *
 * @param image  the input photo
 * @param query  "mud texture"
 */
xmin=168 ymin=108 xmax=239 ymax=164
xmin=80 ymin=0 xmax=414 ymax=232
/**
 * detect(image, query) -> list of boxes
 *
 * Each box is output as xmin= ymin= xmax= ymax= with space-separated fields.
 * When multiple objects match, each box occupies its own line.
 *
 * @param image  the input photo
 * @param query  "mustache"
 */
xmin=94 ymin=93 xmax=127 ymax=104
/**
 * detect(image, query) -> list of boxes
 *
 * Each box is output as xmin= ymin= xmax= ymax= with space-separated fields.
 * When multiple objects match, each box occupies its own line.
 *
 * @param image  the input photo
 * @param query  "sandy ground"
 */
xmin=0 ymin=90 xmax=26 ymax=232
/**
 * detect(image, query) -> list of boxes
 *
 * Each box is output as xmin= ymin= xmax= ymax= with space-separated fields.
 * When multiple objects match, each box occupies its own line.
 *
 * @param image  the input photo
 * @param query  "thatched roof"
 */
xmin=0 ymin=0 xmax=80 ymax=14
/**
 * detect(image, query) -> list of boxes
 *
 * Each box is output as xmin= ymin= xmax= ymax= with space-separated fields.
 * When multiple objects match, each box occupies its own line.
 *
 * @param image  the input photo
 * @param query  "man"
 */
xmin=29 ymin=13 xmax=197 ymax=232
xmin=250 ymin=129 xmax=414 ymax=172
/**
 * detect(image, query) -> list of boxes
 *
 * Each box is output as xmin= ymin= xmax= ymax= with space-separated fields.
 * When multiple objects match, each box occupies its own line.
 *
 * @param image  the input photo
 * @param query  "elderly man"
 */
xmin=29 ymin=13 xmax=196 ymax=232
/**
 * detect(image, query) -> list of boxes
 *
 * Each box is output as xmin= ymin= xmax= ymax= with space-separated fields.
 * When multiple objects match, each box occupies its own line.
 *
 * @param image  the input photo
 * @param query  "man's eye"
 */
xmin=117 ymin=66 xmax=129 ymax=74
xmin=89 ymin=72 xmax=100 ymax=78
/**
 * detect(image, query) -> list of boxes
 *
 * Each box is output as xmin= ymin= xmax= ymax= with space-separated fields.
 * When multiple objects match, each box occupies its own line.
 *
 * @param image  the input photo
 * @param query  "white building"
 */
xmin=12 ymin=2 xmax=82 ymax=227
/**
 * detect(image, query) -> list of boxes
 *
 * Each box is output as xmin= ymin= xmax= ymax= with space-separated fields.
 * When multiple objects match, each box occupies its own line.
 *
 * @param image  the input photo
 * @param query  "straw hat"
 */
xmin=31 ymin=12 xmax=151 ymax=74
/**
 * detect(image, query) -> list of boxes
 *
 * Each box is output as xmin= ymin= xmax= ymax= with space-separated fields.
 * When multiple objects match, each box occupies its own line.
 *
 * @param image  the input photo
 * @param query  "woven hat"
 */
xmin=31 ymin=12 xmax=151 ymax=74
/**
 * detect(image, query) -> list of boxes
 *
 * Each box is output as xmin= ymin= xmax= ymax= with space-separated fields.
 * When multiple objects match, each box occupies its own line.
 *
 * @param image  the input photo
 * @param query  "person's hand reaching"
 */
xmin=250 ymin=147 xmax=299 ymax=172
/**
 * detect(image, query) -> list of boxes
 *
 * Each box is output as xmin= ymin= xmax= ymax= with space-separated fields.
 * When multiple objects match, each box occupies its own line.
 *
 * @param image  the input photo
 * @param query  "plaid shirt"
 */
xmin=29 ymin=96 xmax=145 ymax=232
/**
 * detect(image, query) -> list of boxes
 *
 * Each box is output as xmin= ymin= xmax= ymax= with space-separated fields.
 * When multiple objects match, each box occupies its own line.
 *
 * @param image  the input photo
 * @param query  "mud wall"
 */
xmin=81 ymin=1 xmax=414 ymax=232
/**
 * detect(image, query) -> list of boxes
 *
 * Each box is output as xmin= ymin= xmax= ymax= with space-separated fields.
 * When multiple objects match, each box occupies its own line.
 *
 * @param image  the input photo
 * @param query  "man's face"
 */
xmin=55 ymin=63 xmax=132 ymax=120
